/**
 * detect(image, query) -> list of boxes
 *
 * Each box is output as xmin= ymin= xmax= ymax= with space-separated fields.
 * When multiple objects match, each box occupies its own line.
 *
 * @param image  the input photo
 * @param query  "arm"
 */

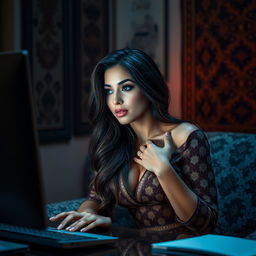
xmin=78 ymin=184 xmax=102 ymax=213
xmin=134 ymin=129 xmax=217 ymax=234
xmin=172 ymin=130 xmax=218 ymax=234
xmin=77 ymin=200 xmax=100 ymax=214
xmin=49 ymin=186 xmax=112 ymax=232
xmin=135 ymin=132 xmax=197 ymax=221
xmin=155 ymin=163 xmax=198 ymax=222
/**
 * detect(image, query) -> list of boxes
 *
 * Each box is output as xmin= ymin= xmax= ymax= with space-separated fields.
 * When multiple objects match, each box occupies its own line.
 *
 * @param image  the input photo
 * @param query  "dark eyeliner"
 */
xmin=122 ymin=84 xmax=134 ymax=91
xmin=104 ymin=88 xmax=112 ymax=95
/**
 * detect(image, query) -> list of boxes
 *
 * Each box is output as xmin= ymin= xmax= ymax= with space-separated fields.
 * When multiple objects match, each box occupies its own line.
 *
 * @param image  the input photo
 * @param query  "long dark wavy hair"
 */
xmin=88 ymin=48 xmax=182 ymax=215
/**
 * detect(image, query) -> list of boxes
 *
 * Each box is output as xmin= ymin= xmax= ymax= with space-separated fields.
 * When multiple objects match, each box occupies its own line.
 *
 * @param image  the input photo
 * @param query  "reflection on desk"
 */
xmin=25 ymin=226 xmax=195 ymax=256
xmin=111 ymin=226 xmax=195 ymax=256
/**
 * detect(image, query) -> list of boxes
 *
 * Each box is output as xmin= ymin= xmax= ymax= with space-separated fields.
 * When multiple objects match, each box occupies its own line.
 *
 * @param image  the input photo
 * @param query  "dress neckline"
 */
xmin=121 ymin=129 xmax=202 ymax=202
xmin=121 ymin=164 xmax=151 ymax=203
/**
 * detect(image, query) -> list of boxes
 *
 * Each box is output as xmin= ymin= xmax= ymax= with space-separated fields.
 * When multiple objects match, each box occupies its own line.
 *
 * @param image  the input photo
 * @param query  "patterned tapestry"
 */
xmin=182 ymin=0 xmax=256 ymax=133
xmin=73 ymin=0 xmax=109 ymax=135
xmin=22 ymin=0 xmax=71 ymax=142
xmin=22 ymin=0 xmax=108 ymax=140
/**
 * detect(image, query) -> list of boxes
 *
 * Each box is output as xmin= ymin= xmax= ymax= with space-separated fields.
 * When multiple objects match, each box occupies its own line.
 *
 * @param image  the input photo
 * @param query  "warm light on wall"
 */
xmin=167 ymin=0 xmax=182 ymax=119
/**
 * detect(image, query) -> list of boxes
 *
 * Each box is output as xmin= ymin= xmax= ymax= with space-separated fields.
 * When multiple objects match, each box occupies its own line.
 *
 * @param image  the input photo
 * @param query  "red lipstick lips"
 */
xmin=115 ymin=109 xmax=128 ymax=117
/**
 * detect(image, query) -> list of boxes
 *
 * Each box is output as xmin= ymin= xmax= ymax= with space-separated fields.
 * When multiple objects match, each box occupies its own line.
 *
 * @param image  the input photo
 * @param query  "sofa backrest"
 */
xmin=207 ymin=132 xmax=256 ymax=237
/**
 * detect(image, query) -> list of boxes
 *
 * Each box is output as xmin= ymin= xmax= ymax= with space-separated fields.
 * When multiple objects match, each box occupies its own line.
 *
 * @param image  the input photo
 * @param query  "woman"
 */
xmin=50 ymin=48 xmax=218 ymax=235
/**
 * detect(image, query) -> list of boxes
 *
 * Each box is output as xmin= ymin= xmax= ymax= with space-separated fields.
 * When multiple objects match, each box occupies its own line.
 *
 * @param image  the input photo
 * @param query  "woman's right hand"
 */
xmin=49 ymin=211 xmax=112 ymax=232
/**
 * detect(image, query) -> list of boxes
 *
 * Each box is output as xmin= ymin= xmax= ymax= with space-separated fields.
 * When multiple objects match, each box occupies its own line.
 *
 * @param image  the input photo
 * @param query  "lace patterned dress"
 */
xmin=87 ymin=129 xmax=218 ymax=235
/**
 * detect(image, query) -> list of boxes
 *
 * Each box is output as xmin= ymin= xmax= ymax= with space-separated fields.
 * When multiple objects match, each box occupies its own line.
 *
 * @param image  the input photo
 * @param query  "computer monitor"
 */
xmin=0 ymin=51 xmax=120 ymax=248
xmin=0 ymin=51 xmax=47 ymax=229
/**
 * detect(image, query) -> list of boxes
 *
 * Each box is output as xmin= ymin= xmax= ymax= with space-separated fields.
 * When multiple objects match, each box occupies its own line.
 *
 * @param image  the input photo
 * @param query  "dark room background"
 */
xmin=0 ymin=0 xmax=255 ymax=203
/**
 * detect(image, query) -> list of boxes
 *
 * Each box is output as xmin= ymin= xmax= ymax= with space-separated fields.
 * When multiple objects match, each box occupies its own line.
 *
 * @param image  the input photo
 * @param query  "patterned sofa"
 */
xmin=47 ymin=132 xmax=256 ymax=239
xmin=207 ymin=132 xmax=256 ymax=238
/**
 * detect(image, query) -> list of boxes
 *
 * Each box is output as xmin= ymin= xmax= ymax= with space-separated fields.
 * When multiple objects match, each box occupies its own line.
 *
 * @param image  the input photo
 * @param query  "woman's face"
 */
xmin=104 ymin=65 xmax=150 ymax=125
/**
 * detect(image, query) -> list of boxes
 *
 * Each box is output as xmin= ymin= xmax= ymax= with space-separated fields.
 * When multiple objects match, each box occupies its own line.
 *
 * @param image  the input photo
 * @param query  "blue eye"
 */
xmin=104 ymin=89 xmax=113 ymax=95
xmin=122 ymin=85 xmax=134 ymax=91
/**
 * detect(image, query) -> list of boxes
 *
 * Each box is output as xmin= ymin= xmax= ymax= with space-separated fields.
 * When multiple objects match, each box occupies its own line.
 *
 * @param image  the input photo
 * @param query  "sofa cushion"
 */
xmin=47 ymin=198 xmax=85 ymax=218
xmin=207 ymin=132 xmax=256 ymax=237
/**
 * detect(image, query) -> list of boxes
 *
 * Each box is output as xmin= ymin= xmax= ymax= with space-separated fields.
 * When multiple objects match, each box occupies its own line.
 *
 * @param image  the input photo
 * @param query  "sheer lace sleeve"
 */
xmin=86 ymin=184 xmax=102 ymax=205
xmin=173 ymin=129 xmax=218 ymax=234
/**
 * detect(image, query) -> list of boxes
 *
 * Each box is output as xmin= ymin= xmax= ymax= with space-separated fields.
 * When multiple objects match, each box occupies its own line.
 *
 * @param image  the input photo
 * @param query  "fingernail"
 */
xmin=69 ymin=227 xmax=75 ymax=231
xmin=57 ymin=224 xmax=63 ymax=230
xmin=49 ymin=217 xmax=55 ymax=220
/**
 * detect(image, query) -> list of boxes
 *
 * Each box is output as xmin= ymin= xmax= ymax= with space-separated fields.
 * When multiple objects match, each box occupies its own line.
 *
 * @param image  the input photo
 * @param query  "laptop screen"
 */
xmin=0 ymin=51 xmax=47 ymax=229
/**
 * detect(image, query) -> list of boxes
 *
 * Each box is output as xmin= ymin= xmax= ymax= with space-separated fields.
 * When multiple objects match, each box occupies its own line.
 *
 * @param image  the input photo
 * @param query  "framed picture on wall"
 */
xmin=73 ymin=0 xmax=109 ymax=135
xmin=22 ymin=0 xmax=72 ymax=143
xmin=112 ymin=0 xmax=168 ymax=77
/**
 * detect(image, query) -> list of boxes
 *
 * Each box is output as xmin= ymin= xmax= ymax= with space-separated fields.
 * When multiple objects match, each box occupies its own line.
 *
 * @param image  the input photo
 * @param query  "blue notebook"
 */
xmin=152 ymin=234 xmax=256 ymax=256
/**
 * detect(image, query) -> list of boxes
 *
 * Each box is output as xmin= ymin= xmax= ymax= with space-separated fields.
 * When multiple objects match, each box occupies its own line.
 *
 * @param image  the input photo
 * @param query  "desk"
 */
xmin=24 ymin=226 xmax=194 ymax=256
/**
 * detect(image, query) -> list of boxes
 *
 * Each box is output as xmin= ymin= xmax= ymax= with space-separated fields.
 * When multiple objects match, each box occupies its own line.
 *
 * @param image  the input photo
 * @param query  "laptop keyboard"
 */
xmin=0 ymin=224 xmax=95 ymax=241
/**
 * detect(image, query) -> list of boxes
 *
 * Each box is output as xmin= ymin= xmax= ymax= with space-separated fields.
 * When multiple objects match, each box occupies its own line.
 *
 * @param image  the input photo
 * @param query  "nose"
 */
xmin=113 ymin=91 xmax=123 ymax=105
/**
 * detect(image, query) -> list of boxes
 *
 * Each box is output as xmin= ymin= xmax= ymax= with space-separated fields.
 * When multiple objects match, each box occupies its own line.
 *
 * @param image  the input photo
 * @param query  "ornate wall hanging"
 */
xmin=182 ymin=0 xmax=256 ymax=133
xmin=73 ymin=0 xmax=109 ymax=135
xmin=22 ymin=0 xmax=71 ymax=142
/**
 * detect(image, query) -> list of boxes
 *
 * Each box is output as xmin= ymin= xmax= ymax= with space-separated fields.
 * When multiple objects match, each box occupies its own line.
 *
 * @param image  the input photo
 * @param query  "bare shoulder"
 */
xmin=171 ymin=122 xmax=199 ymax=148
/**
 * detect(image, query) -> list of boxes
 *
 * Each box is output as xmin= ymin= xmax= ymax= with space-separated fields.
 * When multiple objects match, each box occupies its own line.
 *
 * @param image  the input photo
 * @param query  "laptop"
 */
xmin=0 ymin=51 xmax=118 ymax=248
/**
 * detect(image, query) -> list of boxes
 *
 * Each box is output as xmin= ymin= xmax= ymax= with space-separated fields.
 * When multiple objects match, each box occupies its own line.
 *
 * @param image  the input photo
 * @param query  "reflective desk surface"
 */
xmin=23 ymin=226 xmax=195 ymax=256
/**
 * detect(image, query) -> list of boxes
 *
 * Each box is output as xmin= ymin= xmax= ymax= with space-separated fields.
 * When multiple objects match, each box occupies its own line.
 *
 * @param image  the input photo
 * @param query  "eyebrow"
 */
xmin=104 ymin=79 xmax=136 ymax=87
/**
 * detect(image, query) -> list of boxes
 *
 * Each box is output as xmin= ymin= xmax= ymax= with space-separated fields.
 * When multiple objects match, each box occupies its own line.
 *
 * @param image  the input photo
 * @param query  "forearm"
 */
xmin=156 ymin=163 xmax=198 ymax=222
xmin=77 ymin=200 xmax=100 ymax=214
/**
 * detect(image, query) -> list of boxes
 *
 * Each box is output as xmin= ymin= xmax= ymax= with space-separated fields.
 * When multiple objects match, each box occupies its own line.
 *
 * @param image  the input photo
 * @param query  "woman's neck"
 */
xmin=130 ymin=111 xmax=166 ymax=146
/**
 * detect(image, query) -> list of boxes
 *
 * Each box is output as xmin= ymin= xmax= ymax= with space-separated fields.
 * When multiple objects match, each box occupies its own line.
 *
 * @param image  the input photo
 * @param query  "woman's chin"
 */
xmin=116 ymin=117 xmax=131 ymax=125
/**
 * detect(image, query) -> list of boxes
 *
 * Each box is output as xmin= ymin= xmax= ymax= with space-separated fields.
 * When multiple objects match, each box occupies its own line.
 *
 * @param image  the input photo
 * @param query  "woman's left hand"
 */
xmin=133 ymin=132 xmax=176 ymax=177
